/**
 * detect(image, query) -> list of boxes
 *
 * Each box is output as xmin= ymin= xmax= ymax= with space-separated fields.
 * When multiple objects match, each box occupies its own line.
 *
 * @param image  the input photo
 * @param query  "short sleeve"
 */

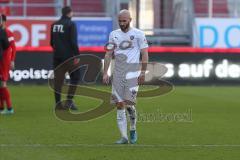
xmin=139 ymin=32 xmax=148 ymax=49
xmin=108 ymin=31 xmax=114 ymax=43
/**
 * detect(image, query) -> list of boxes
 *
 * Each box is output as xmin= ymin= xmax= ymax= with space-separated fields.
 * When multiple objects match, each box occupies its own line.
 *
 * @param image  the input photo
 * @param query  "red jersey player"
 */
xmin=0 ymin=14 xmax=16 ymax=114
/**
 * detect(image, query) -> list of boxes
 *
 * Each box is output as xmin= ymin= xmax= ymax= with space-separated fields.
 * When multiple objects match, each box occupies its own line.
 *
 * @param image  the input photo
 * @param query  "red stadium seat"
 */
xmin=2 ymin=0 xmax=105 ymax=16
xmin=26 ymin=0 xmax=55 ymax=16
xmin=7 ymin=0 xmax=55 ymax=16
xmin=27 ymin=0 xmax=53 ymax=3
xmin=194 ymin=0 xmax=229 ymax=17
xmin=10 ymin=0 xmax=23 ymax=2
xmin=0 ymin=0 xmax=9 ymax=3
xmin=70 ymin=0 xmax=104 ymax=16
xmin=0 ymin=6 xmax=10 ymax=15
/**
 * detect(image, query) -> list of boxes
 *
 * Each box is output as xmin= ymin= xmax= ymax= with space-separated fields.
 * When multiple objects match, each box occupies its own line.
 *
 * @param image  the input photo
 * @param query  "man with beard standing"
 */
xmin=103 ymin=10 xmax=149 ymax=144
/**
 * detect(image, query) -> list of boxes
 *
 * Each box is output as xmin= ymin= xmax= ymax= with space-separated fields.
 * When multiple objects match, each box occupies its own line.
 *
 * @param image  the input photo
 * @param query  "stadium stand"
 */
xmin=193 ymin=0 xmax=229 ymax=17
xmin=26 ymin=0 xmax=56 ymax=16
xmin=1 ymin=0 xmax=58 ymax=16
xmin=0 ymin=0 xmax=239 ymax=46
xmin=70 ymin=0 xmax=105 ymax=16
xmin=8 ymin=0 xmax=23 ymax=16
xmin=0 ymin=0 xmax=107 ymax=17
xmin=0 ymin=0 xmax=10 ymax=15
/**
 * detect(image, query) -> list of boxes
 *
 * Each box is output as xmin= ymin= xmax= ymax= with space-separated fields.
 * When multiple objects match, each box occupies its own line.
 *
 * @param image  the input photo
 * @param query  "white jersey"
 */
xmin=109 ymin=27 xmax=148 ymax=64
xmin=109 ymin=28 xmax=148 ymax=103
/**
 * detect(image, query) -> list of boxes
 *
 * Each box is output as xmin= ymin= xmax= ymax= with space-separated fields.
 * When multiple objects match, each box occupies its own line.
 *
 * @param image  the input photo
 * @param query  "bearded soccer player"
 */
xmin=0 ymin=14 xmax=16 ymax=114
xmin=103 ymin=10 xmax=149 ymax=144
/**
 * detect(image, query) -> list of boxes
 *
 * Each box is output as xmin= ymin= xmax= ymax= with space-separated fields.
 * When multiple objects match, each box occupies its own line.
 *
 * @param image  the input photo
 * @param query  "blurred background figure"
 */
xmin=50 ymin=6 xmax=80 ymax=110
xmin=0 ymin=14 xmax=16 ymax=115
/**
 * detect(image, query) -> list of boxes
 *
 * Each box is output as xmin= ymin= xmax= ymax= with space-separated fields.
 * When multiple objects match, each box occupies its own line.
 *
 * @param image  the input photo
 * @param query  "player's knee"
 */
xmin=0 ymin=81 xmax=6 ymax=87
xmin=126 ymin=105 xmax=136 ymax=118
xmin=126 ymin=105 xmax=133 ymax=112
xmin=3 ymin=82 xmax=7 ymax=87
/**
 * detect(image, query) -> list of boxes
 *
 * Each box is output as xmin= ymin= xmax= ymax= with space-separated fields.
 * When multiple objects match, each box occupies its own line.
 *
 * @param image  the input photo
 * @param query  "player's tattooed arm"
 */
xmin=103 ymin=51 xmax=113 ymax=84
xmin=139 ymin=48 xmax=149 ymax=84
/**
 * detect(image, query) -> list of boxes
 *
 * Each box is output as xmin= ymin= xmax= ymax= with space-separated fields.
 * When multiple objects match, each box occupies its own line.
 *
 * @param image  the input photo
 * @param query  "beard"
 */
xmin=120 ymin=22 xmax=130 ymax=32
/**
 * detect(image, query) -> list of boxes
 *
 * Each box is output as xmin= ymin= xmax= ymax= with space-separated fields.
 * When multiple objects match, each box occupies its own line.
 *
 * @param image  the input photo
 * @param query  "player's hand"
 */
xmin=10 ymin=61 xmax=15 ymax=70
xmin=138 ymin=73 xmax=145 ymax=85
xmin=102 ymin=73 xmax=110 ymax=84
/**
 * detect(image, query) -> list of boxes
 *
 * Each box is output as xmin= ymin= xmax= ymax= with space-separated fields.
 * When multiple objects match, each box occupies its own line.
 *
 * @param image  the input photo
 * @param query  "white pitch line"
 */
xmin=1 ymin=144 xmax=240 ymax=148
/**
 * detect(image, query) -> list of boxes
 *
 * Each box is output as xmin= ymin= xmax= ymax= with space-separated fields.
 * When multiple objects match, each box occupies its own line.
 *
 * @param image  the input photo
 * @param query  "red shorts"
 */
xmin=0 ymin=51 xmax=11 ymax=81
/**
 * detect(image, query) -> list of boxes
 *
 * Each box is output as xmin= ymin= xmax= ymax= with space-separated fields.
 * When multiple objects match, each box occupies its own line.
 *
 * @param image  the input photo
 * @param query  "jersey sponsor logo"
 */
xmin=105 ymin=40 xmax=133 ymax=51
xmin=130 ymin=35 xmax=134 ymax=40
xmin=119 ymin=40 xmax=132 ymax=50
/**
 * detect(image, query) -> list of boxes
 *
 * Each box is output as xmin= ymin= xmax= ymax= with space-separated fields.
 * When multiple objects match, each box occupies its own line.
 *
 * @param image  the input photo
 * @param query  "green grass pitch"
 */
xmin=0 ymin=85 xmax=240 ymax=160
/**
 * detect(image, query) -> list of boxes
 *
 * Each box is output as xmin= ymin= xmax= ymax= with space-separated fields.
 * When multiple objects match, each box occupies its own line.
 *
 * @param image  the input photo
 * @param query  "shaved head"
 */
xmin=118 ymin=9 xmax=131 ymax=18
xmin=118 ymin=9 xmax=132 ymax=32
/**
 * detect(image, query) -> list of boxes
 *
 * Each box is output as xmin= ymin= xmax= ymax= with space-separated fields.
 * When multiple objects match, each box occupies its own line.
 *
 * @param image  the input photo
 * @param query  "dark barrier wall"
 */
xmin=10 ymin=52 xmax=53 ymax=83
xmin=9 ymin=51 xmax=240 ymax=85
xmin=150 ymin=53 xmax=240 ymax=85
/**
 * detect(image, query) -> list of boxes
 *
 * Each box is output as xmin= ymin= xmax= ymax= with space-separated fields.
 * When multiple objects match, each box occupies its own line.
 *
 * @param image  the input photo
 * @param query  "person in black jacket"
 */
xmin=50 ymin=6 xmax=80 ymax=110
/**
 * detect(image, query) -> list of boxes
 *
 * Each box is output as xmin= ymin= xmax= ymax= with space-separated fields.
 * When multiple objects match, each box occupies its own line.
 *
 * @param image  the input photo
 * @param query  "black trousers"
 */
xmin=53 ymin=57 xmax=80 ymax=104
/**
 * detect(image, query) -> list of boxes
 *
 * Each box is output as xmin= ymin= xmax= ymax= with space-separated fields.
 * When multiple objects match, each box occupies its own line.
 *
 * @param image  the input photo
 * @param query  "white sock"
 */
xmin=117 ymin=109 xmax=128 ymax=139
xmin=126 ymin=105 xmax=137 ymax=131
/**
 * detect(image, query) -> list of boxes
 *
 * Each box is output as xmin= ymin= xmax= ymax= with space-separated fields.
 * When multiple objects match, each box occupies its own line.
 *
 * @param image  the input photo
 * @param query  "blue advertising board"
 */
xmin=193 ymin=18 xmax=240 ymax=48
xmin=74 ymin=18 xmax=113 ymax=46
